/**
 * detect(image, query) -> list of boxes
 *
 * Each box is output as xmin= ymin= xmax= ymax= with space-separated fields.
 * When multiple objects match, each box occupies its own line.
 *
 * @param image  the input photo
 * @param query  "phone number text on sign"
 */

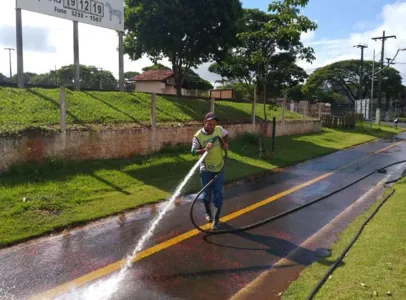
xmin=16 ymin=0 xmax=124 ymax=31
xmin=64 ymin=0 xmax=104 ymax=22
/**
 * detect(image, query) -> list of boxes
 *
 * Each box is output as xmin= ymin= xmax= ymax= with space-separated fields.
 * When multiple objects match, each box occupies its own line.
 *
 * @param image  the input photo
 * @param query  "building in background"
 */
xmin=131 ymin=70 xmax=188 ymax=95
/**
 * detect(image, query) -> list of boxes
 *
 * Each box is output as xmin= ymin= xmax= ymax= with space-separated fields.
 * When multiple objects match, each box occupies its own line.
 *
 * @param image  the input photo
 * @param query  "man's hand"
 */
xmin=222 ymin=134 xmax=229 ymax=150
xmin=194 ymin=143 xmax=212 ymax=156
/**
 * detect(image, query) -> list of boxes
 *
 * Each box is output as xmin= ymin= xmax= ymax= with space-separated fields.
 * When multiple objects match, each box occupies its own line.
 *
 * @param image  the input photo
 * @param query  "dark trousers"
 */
xmin=200 ymin=169 xmax=225 ymax=209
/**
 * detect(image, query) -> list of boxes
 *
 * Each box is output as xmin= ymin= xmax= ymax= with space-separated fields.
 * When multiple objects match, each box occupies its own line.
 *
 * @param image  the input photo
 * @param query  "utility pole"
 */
xmin=372 ymin=31 xmax=396 ymax=123
xmin=16 ymin=7 xmax=24 ymax=88
xmin=370 ymin=50 xmax=375 ymax=123
xmin=354 ymin=44 xmax=368 ymax=100
xmin=4 ymin=47 xmax=15 ymax=80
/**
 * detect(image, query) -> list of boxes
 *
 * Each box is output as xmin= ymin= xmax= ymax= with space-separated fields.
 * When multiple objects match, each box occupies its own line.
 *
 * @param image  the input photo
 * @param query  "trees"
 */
xmin=209 ymin=2 xmax=316 ymax=113
xmin=142 ymin=64 xmax=171 ymax=72
xmin=10 ymin=72 xmax=38 ymax=84
xmin=124 ymin=0 xmax=243 ymax=95
xmin=304 ymin=60 xmax=404 ymax=107
xmin=54 ymin=65 xmax=117 ymax=90
xmin=124 ymin=71 xmax=140 ymax=81
xmin=13 ymin=65 xmax=118 ymax=90
xmin=184 ymin=69 xmax=213 ymax=90
xmin=208 ymin=9 xmax=272 ymax=92
xmin=0 ymin=73 xmax=9 ymax=82
xmin=242 ymin=1 xmax=316 ymax=103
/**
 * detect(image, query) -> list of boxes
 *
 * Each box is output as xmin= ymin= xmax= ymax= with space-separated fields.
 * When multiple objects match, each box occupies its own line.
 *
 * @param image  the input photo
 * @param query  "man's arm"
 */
xmin=221 ymin=127 xmax=230 ymax=150
xmin=191 ymin=136 xmax=210 ymax=156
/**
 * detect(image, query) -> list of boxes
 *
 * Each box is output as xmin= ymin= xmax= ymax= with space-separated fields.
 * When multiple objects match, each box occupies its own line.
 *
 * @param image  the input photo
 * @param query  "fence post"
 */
xmin=59 ymin=86 xmax=66 ymax=133
xmin=306 ymin=101 xmax=310 ymax=117
xmin=272 ymin=117 xmax=276 ymax=152
xmin=210 ymin=97 xmax=215 ymax=113
xmin=282 ymin=91 xmax=287 ymax=125
xmin=318 ymin=102 xmax=322 ymax=120
xmin=252 ymin=86 xmax=257 ymax=131
xmin=151 ymin=93 xmax=157 ymax=152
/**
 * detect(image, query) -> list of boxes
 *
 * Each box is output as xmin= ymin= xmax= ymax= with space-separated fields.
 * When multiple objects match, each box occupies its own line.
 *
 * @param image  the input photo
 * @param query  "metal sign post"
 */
xmin=16 ymin=8 xmax=24 ymax=88
xmin=73 ymin=21 xmax=80 ymax=90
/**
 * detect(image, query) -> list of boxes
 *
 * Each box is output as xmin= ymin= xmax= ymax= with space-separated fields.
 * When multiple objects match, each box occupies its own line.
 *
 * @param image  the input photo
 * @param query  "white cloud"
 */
xmin=298 ymin=1 xmax=406 ymax=83
xmin=301 ymin=30 xmax=316 ymax=44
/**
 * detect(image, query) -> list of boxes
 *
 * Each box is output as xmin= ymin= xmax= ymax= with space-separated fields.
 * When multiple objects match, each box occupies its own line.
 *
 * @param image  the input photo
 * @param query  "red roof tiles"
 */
xmin=131 ymin=70 xmax=174 ymax=81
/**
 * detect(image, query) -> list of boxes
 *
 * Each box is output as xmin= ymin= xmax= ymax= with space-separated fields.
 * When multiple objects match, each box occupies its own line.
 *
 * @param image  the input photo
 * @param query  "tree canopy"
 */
xmin=303 ymin=59 xmax=404 ymax=106
xmin=209 ymin=2 xmax=316 ymax=104
xmin=0 ymin=73 xmax=9 ymax=82
xmin=142 ymin=64 xmax=171 ymax=72
xmin=124 ymin=0 xmax=243 ymax=95
xmin=124 ymin=71 xmax=140 ymax=81
xmin=3 ymin=66 xmax=118 ymax=90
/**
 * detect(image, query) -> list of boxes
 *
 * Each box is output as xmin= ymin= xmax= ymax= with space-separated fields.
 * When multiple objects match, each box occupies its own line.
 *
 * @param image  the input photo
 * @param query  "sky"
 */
xmin=1 ymin=0 xmax=406 ymax=85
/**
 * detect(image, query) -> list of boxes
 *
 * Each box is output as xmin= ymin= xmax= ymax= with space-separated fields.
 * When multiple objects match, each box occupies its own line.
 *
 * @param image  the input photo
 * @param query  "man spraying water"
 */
xmin=191 ymin=112 xmax=229 ymax=230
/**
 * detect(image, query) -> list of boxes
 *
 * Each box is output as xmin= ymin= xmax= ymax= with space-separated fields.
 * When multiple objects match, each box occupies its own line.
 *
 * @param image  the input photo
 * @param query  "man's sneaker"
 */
xmin=204 ymin=203 xmax=212 ymax=222
xmin=211 ymin=220 xmax=219 ymax=230
xmin=206 ymin=214 xmax=213 ymax=222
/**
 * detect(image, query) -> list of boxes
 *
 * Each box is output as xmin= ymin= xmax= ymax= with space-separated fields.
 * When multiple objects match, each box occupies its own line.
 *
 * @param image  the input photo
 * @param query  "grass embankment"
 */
xmin=282 ymin=176 xmax=406 ymax=300
xmin=0 ymin=124 xmax=402 ymax=247
xmin=0 ymin=87 xmax=303 ymax=135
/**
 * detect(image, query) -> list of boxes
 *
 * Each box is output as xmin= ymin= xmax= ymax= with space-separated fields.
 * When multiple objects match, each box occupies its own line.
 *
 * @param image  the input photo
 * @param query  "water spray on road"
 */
xmin=55 ymin=152 xmax=208 ymax=300
xmin=121 ymin=151 xmax=208 ymax=272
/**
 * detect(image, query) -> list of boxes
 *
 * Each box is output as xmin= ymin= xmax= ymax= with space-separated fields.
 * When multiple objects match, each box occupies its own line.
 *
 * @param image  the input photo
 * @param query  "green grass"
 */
xmin=0 ymin=124 xmax=401 ymax=247
xmin=0 ymin=87 xmax=304 ymax=135
xmin=282 ymin=177 xmax=406 ymax=300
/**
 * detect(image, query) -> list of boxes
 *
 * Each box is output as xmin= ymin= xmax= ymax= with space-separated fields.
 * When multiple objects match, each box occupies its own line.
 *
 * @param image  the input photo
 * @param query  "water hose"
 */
xmin=189 ymin=155 xmax=406 ymax=235
xmin=306 ymin=166 xmax=406 ymax=299
xmin=189 ymin=137 xmax=406 ymax=297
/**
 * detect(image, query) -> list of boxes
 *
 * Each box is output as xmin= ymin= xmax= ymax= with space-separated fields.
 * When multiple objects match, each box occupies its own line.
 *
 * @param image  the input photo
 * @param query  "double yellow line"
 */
xmin=31 ymin=141 xmax=403 ymax=300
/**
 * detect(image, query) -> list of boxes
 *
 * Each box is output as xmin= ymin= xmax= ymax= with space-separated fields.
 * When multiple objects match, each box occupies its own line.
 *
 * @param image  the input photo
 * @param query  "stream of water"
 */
xmin=54 ymin=152 xmax=208 ymax=300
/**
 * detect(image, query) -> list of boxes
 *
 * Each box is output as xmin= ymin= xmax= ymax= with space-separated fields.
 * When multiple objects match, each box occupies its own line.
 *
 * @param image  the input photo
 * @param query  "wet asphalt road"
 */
xmin=1 ymin=133 xmax=406 ymax=300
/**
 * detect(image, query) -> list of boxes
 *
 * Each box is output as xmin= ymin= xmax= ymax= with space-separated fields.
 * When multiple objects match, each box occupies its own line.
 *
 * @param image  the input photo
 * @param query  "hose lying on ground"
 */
xmin=306 ymin=166 xmax=406 ymax=299
xmin=190 ymin=137 xmax=406 ymax=297
xmin=189 ymin=158 xmax=406 ymax=236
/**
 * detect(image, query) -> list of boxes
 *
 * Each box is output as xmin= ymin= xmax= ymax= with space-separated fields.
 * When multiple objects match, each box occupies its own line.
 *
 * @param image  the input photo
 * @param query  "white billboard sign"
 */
xmin=16 ymin=0 xmax=124 ymax=32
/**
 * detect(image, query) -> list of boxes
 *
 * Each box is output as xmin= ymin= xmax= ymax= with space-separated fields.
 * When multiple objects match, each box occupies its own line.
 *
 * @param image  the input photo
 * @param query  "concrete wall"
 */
xmin=135 ymin=81 xmax=187 ymax=95
xmin=0 ymin=120 xmax=321 ymax=173
xmin=135 ymin=81 xmax=166 ymax=94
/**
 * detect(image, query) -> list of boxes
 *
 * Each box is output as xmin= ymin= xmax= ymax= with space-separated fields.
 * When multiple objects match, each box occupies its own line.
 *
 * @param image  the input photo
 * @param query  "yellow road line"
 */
xmin=230 ymin=175 xmax=390 ymax=300
xmin=30 ymin=140 xmax=403 ymax=300
xmin=374 ymin=141 xmax=403 ymax=154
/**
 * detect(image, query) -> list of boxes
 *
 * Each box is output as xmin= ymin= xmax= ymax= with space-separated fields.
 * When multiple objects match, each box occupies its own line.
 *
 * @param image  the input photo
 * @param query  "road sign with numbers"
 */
xmin=16 ymin=0 xmax=124 ymax=32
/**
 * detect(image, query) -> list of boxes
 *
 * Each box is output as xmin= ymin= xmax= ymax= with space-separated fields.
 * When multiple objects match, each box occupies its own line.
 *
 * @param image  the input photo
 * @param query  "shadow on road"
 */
xmin=202 ymin=223 xmax=344 ymax=269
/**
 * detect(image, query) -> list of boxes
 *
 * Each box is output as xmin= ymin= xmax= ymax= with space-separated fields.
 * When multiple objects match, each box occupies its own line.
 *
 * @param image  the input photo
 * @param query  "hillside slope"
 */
xmin=0 ymin=87 xmax=305 ymax=134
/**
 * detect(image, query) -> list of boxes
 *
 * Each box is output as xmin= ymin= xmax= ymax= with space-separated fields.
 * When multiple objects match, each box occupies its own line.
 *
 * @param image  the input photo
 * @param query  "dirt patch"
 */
xmin=35 ymin=208 xmax=61 ymax=216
